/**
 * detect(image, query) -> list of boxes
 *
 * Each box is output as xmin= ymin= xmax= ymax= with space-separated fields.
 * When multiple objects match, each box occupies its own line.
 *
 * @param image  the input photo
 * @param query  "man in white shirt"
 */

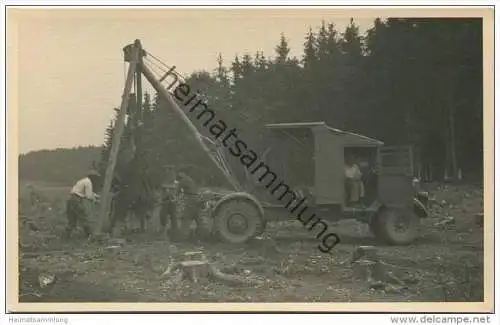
xmin=65 ymin=170 xmax=101 ymax=238
xmin=344 ymin=154 xmax=365 ymax=205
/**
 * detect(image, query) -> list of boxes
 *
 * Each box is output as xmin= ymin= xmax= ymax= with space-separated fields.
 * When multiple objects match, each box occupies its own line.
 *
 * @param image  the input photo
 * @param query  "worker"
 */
xmin=65 ymin=170 xmax=101 ymax=239
xmin=176 ymin=170 xmax=204 ymax=240
xmin=158 ymin=177 xmax=179 ymax=236
xmin=344 ymin=154 xmax=365 ymax=206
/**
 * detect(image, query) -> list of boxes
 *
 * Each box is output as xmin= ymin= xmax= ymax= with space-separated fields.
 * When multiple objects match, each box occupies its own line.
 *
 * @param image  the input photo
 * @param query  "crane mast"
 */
xmin=140 ymin=62 xmax=241 ymax=190
xmin=96 ymin=39 xmax=242 ymax=235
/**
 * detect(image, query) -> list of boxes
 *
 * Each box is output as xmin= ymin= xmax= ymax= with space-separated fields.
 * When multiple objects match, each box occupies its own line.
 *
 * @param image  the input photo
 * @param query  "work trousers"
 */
xmin=178 ymin=193 xmax=205 ymax=239
xmin=65 ymin=194 xmax=93 ymax=238
xmin=345 ymin=178 xmax=365 ymax=203
xmin=159 ymin=196 xmax=177 ymax=230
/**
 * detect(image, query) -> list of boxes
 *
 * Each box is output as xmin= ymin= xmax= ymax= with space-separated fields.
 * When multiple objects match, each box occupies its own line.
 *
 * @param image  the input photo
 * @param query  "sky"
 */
xmin=11 ymin=8 xmax=377 ymax=154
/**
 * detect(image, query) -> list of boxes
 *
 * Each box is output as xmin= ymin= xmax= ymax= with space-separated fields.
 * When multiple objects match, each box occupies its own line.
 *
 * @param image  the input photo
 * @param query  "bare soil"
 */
xmin=17 ymin=181 xmax=484 ymax=303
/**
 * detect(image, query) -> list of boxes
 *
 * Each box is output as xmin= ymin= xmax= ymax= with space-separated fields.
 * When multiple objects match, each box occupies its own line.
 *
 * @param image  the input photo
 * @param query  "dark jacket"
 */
xmin=177 ymin=172 xmax=197 ymax=194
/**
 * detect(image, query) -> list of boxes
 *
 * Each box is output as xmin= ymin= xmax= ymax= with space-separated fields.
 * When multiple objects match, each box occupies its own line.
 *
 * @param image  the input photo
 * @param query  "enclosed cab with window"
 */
xmin=257 ymin=122 xmax=429 ymax=245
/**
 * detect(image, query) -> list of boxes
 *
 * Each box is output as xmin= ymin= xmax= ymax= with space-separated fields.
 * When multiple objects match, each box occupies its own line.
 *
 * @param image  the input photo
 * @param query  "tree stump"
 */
xmin=352 ymin=259 xmax=377 ymax=281
xmin=183 ymin=251 xmax=206 ymax=260
xmin=350 ymin=246 xmax=405 ymax=289
xmin=179 ymin=260 xmax=212 ymax=283
xmin=351 ymin=245 xmax=378 ymax=263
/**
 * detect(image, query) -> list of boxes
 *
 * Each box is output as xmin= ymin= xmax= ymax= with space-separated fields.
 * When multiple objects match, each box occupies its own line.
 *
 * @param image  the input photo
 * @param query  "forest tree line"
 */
xmin=103 ymin=17 xmax=482 ymax=187
xmin=19 ymin=146 xmax=101 ymax=185
xmin=21 ymin=18 xmax=483 ymax=187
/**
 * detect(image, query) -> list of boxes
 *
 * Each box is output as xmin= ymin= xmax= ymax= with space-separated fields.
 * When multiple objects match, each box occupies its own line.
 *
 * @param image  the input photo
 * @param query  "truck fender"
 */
xmin=413 ymin=197 xmax=429 ymax=218
xmin=211 ymin=192 xmax=265 ymax=220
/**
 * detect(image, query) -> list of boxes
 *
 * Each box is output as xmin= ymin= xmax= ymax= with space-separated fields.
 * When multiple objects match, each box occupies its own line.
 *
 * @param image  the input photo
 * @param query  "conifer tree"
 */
xmin=275 ymin=33 xmax=291 ymax=64
xmin=302 ymin=27 xmax=317 ymax=68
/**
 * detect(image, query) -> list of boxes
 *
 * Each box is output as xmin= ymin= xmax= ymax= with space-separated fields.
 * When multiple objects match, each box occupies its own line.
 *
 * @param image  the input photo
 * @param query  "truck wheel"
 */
xmin=254 ymin=219 xmax=267 ymax=237
xmin=413 ymin=197 xmax=428 ymax=218
xmin=368 ymin=215 xmax=381 ymax=238
xmin=213 ymin=198 xmax=263 ymax=244
xmin=375 ymin=208 xmax=420 ymax=245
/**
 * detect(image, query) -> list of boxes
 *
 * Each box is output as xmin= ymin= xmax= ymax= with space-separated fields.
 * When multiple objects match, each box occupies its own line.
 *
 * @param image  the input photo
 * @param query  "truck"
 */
xmin=98 ymin=40 xmax=429 ymax=246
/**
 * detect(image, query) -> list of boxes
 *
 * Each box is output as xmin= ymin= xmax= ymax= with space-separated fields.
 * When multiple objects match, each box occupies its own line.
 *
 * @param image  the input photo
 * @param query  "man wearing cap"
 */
xmin=65 ymin=170 xmax=101 ymax=238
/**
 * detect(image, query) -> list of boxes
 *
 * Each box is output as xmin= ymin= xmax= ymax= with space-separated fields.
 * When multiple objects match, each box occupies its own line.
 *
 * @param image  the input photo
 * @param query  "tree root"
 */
xmin=160 ymin=259 xmax=263 ymax=287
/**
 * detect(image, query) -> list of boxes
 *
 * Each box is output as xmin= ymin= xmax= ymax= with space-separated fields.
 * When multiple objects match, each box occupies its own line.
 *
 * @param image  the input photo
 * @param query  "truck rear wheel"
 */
xmin=374 ymin=208 xmax=420 ymax=245
xmin=213 ymin=198 xmax=263 ymax=244
xmin=254 ymin=218 xmax=267 ymax=237
xmin=368 ymin=215 xmax=381 ymax=238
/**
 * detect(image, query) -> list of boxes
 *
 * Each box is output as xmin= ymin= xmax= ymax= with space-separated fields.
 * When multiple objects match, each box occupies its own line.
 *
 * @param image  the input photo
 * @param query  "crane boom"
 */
xmin=140 ymin=61 xmax=242 ymax=192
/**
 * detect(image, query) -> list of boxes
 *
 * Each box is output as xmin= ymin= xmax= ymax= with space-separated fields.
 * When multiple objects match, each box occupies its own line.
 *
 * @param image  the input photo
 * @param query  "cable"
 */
xmin=144 ymin=56 xmax=169 ymax=76
xmin=144 ymin=57 xmax=193 ymax=93
xmin=145 ymin=62 xmax=174 ymax=88
xmin=144 ymin=57 xmax=168 ymax=79
xmin=143 ymin=50 xmax=253 ymax=124
xmin=145 ymin=51 xmax=191 ymax=83
xmin=145 ymin=51 xmax=173 ymax=70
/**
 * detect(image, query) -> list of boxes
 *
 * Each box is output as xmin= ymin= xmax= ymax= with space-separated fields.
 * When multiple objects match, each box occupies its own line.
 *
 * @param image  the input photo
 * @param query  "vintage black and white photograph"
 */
xmin=10 ymin=6 xmax=492 ymax=309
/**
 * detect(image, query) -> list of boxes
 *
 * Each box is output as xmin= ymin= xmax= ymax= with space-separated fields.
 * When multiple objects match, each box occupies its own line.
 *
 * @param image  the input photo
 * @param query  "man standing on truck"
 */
xmin=65 ymin=170 xmax=101 ymax=239
xmin=344 ymin=155 xmax=365 ymax=206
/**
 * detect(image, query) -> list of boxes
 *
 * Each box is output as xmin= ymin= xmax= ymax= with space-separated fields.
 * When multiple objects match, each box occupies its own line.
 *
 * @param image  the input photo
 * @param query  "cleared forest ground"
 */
xmin=17 ymin=181 xmax=484 ymax=304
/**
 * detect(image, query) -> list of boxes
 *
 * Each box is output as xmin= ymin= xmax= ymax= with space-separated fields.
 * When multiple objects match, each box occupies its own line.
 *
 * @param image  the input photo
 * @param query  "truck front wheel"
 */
xmin=373 ymin=208 xmax=420 ymax=245
xmin=213 ymin=198 xmax=263 ymax=244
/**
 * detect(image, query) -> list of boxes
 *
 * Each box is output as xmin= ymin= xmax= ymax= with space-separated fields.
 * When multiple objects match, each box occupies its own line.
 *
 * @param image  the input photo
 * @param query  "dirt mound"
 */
xmin=19 ymin=266 xmax=139 ymax=302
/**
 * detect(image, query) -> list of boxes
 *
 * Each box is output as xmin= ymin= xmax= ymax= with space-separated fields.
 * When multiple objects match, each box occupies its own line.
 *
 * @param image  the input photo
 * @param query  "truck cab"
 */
xmin=260 ymin=122 xmax=429 ymax=245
